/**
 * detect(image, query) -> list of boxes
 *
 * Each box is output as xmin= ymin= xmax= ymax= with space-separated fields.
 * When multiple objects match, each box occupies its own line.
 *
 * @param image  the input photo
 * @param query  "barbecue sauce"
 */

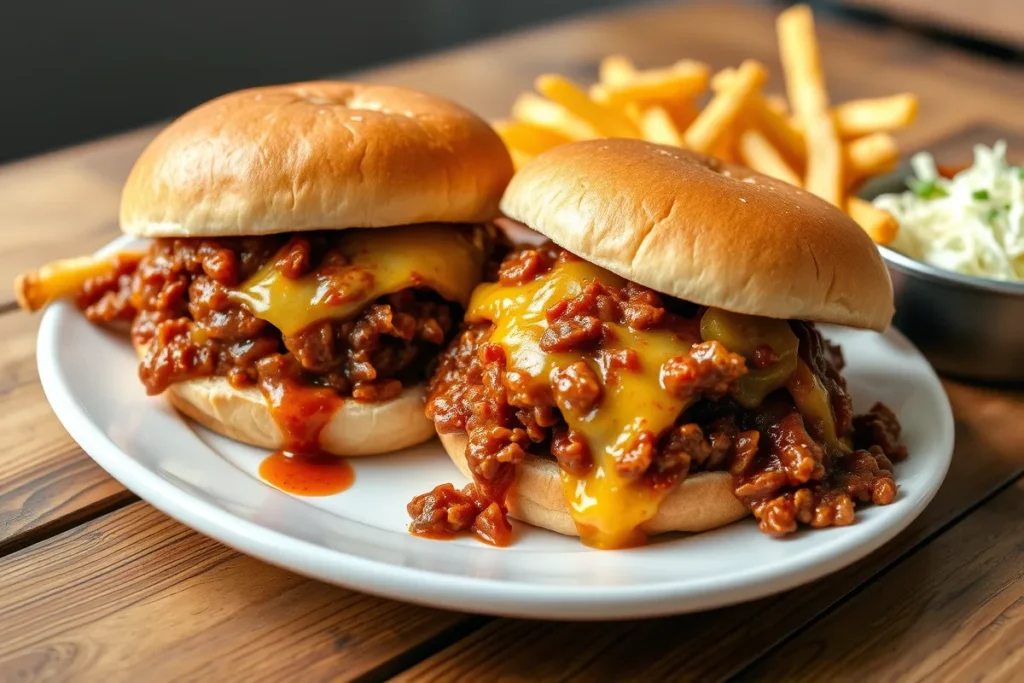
xmin=256 ymin=364 xmax=353 ymax=496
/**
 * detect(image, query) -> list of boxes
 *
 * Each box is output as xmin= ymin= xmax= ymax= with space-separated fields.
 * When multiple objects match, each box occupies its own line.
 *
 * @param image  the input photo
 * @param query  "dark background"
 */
xmin=1 ymin=0 xmax=633 ymax=163
xmin=3 ymin=0 xmax=1020 ymax=164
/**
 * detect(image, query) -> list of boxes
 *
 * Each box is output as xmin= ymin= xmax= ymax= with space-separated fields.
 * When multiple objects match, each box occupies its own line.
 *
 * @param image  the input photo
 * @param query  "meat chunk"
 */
xmin=661 ymin=341 xmax=748 ymax=403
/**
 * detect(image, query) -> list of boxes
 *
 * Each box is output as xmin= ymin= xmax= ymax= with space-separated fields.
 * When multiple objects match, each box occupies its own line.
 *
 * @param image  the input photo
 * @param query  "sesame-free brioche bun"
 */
xmin=121 ymin=81 xmax=513 ymax=238
xmin=137 ymin=343 xmax=434 ymax=456
xmin=500 ymin=139 xmax=894 ymax=331
xmin=168 ymin=381 xmax=434 ymax=457
xmin=438 ymin=433 xmax=749 ymax=536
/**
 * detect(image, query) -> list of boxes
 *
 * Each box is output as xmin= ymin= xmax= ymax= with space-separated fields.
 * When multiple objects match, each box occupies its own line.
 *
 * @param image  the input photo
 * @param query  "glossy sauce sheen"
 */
xmin=257 ymin=364 xmax=353 ymax=496
xmin=468 ymin=261 xmax=839 ymax=548
xmin=258 ymin=450 xmax=354 ymax=496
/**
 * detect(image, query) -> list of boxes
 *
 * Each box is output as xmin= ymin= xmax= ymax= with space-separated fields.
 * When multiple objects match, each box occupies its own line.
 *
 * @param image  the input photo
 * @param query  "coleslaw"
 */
xmin=873 ymin=141 xmax=1024 ymax=281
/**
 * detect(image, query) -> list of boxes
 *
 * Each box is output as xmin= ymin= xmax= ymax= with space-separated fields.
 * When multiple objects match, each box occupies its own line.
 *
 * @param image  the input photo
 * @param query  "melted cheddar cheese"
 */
xmin=230 ymin=224 xmax=485 ymax=336
xmin=467 ymin=258 xmax=843 ymax=548
xmin=468 ymin=258 xmax=700 ymax=548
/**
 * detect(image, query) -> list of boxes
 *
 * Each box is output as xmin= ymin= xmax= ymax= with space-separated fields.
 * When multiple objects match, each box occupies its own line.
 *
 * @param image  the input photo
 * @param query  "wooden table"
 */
xmin=1 ymin=3 xmax=1022 ymax=680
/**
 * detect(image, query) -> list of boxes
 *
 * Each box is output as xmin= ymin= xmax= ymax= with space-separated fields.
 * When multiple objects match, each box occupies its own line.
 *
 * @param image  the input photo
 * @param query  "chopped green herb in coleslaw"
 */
xmin=873 ymin=141 xmax=1023 ymax=281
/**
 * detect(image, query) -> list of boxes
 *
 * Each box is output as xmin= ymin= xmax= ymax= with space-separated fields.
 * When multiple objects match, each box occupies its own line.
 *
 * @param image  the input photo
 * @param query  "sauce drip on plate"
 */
xmin=258 ymin=449 xmax=354 ymax=496
xmin=256 ymin=359 xmax=353 ymax=496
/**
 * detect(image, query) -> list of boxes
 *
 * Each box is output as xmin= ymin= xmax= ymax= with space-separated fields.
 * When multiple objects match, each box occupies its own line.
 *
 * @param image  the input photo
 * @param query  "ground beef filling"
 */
xmin=77 ymin=233 xmax=458 ymax=401
xmin=411 ymin=244 xmax=907 ymax=544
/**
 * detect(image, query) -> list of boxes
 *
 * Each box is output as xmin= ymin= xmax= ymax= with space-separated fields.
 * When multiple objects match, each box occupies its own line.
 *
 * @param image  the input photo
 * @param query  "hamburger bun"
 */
xmin=438 ymin=433 xmax=749 ymax=536
xmin=140 ymin=335 xmax=434 ymax=456
xmin=169 ymin=380 xmax=434 ymax=457
xmin=500 ymin=139 xmax=894 ymax=331
xmin=121 ymin=81 xmax=513 ymax=238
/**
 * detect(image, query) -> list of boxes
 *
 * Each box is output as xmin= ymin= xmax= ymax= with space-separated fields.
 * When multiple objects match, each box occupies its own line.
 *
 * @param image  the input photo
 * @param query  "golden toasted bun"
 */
xmin=122 ymin=81 xmax=513 ymax=238
xmin=140 ymin=336 xmax=433 ymax=455
xmin=168 ymin=380 xmax=434 ymax=456
xmin=439 ymin=432 xmax=749 ymax=536
xmin=501 ymin=139 xmax=894 ymax=331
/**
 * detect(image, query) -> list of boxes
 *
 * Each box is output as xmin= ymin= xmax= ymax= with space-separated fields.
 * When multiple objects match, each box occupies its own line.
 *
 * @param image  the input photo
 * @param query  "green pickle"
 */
xmin=700 ymin=308 xmax=798 ymax=408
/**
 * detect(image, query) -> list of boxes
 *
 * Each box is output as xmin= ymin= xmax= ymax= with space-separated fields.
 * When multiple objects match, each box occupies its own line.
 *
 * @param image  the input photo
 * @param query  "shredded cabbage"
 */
xmin=873 ymin=141 xmax=1024 ymax=281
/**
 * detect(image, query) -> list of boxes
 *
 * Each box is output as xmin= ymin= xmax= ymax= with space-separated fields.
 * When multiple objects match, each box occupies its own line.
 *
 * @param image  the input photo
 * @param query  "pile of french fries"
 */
xmin=493 ymin=4 xmax=917 ymax=245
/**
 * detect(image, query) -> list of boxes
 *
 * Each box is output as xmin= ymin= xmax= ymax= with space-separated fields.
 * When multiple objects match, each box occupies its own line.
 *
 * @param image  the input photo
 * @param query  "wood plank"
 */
xmin=3 ymin=2 xmax=1024 ymax=307
xmin=843 ymin=0 xmax=1024 ymax=48
xmin=0 ymin=312 xmax=132 ymax=555
xmin=393 ymin=380 xmax=1024 ymax=682
xmin=738 ymin=474 xmax=1024 ymax=681
xmin=0 ymin=502 xmax=475 ymax=682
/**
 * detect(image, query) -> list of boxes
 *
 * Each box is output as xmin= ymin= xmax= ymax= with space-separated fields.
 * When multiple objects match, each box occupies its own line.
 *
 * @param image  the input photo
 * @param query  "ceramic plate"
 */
xmin=37 ymin=236 xmax=954 ymax=620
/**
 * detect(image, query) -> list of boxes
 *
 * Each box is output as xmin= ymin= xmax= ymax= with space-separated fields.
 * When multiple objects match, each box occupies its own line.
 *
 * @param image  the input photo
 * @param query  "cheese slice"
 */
xmin=230 ymin=224 xmax=486 ymax=336
xmin=469 ymin=256 xmax=844 ymax=548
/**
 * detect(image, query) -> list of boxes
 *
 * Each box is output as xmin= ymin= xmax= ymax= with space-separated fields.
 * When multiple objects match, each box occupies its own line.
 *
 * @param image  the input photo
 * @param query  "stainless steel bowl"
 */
xmin=863 ymin=175 xmax=1024 ymax=384
xmin=879 ymin=245 xmax=1024 ymax=383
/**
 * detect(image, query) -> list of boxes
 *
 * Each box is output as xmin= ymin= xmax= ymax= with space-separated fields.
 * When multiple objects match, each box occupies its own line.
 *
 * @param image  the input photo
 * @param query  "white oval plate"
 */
xmin=37 ymin=237 xmax=954 ymax=620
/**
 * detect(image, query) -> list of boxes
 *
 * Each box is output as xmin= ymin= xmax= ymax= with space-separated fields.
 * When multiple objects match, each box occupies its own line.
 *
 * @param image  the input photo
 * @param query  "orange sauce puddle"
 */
xmin=256 ymin=363 xmax=353 ymax=497
xmin=259 ymin=450 xmax=354 ymax=496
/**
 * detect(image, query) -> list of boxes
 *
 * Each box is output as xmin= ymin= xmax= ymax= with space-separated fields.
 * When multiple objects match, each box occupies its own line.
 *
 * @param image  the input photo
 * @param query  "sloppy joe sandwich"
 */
xmin=16 ymin=81 xmax=513 ymax=457
xmin=409 ymin=139 xmax=908 ymax=548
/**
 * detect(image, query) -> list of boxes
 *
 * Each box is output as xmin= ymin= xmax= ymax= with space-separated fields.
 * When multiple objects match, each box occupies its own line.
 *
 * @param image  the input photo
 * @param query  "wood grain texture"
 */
xmin=0 ymin=312 xmax=132 ymax=555
xmin=0 ymin=502 xmax=474 ymax=683
xmin=843 ymin=0 xmax=1024 ymax=47
xmin=738 ymin=474 xmax=1024 ymax=682
xmin=393 ymin=381 xmax=1024 ymax=682
xmin=2 ymin=2 xmax=1023 ymax=306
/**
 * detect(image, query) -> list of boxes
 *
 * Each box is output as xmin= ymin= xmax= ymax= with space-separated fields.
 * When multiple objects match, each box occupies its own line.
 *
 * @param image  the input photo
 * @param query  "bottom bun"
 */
xmin=166 ymin=378 xmax=435 ymax=457
xmin=438 ymin=432 xmax=749 ymax=536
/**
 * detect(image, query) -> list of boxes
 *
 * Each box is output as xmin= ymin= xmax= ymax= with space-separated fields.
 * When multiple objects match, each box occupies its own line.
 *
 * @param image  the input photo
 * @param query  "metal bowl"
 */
xmin=862 ymin=174 xmax=1024 ymax=384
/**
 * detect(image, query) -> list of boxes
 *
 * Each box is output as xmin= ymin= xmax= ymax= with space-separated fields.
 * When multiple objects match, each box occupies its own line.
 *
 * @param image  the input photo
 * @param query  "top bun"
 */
xmin=501 ymin=139 xmax=894 ymax=331
xmin=121 ymin=81 xmax=513 ymax=238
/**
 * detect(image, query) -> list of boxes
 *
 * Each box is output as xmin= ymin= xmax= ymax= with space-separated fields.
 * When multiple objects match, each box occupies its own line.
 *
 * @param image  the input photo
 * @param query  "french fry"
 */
xmin=711 ymin=128 xmax=740 ymax=163
xmin=589 ymin=83 xmax=611 ymax=104
xmin=639 ymin=106 xmax=684 ymax=146
xmin=683 ymin=59 xmax=767 ymax=154
xmin=845 ymin=132 xmax=899 ymax=183
xmin=848 ymin=197 xmax=899 ymax=245
xmin=507 ymin=147 xmax=536 ymax=171
xmin=708 ymin=67 xmax=735 ymax=92
xmin=535 ymin=74 xmax=641 ymax=138
xmin=765 ymin=95 xmax=790 ymax=116
xmin=623 ymin=102 xmax=645 ymax=128
xmin=711 ymin=67 xmax=805 ymax=170
xmin=493 ymin=120 xmax=573 ymax=170
xmin=493 ymin=120 xmax=572 ymax=156
xmin=497 ymin=3 xmax=916 ymax=247
xmin=777 ymin=4 xmax=844 ymax=206
xmin=15 ymin=251 xmax=144 ymax=312
xmin=738 ymin=129 xmax=802 ymax=187
xmin=599 ymin=54 xmax=636 ymax=86
xmin=594 ymin=60 xmax=709 ymax=107
xmin=834 ymin=93 xmax=918 ymax=139
xmin=587 ymin=85 xmax=644 ymax=125
xmin=511 ymin=92 xmax=601 ymax=141
xmin=664 ymin=99 xmax=700 ymax=132
xmin=751 ymin=98 xmax=807 ymax=172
